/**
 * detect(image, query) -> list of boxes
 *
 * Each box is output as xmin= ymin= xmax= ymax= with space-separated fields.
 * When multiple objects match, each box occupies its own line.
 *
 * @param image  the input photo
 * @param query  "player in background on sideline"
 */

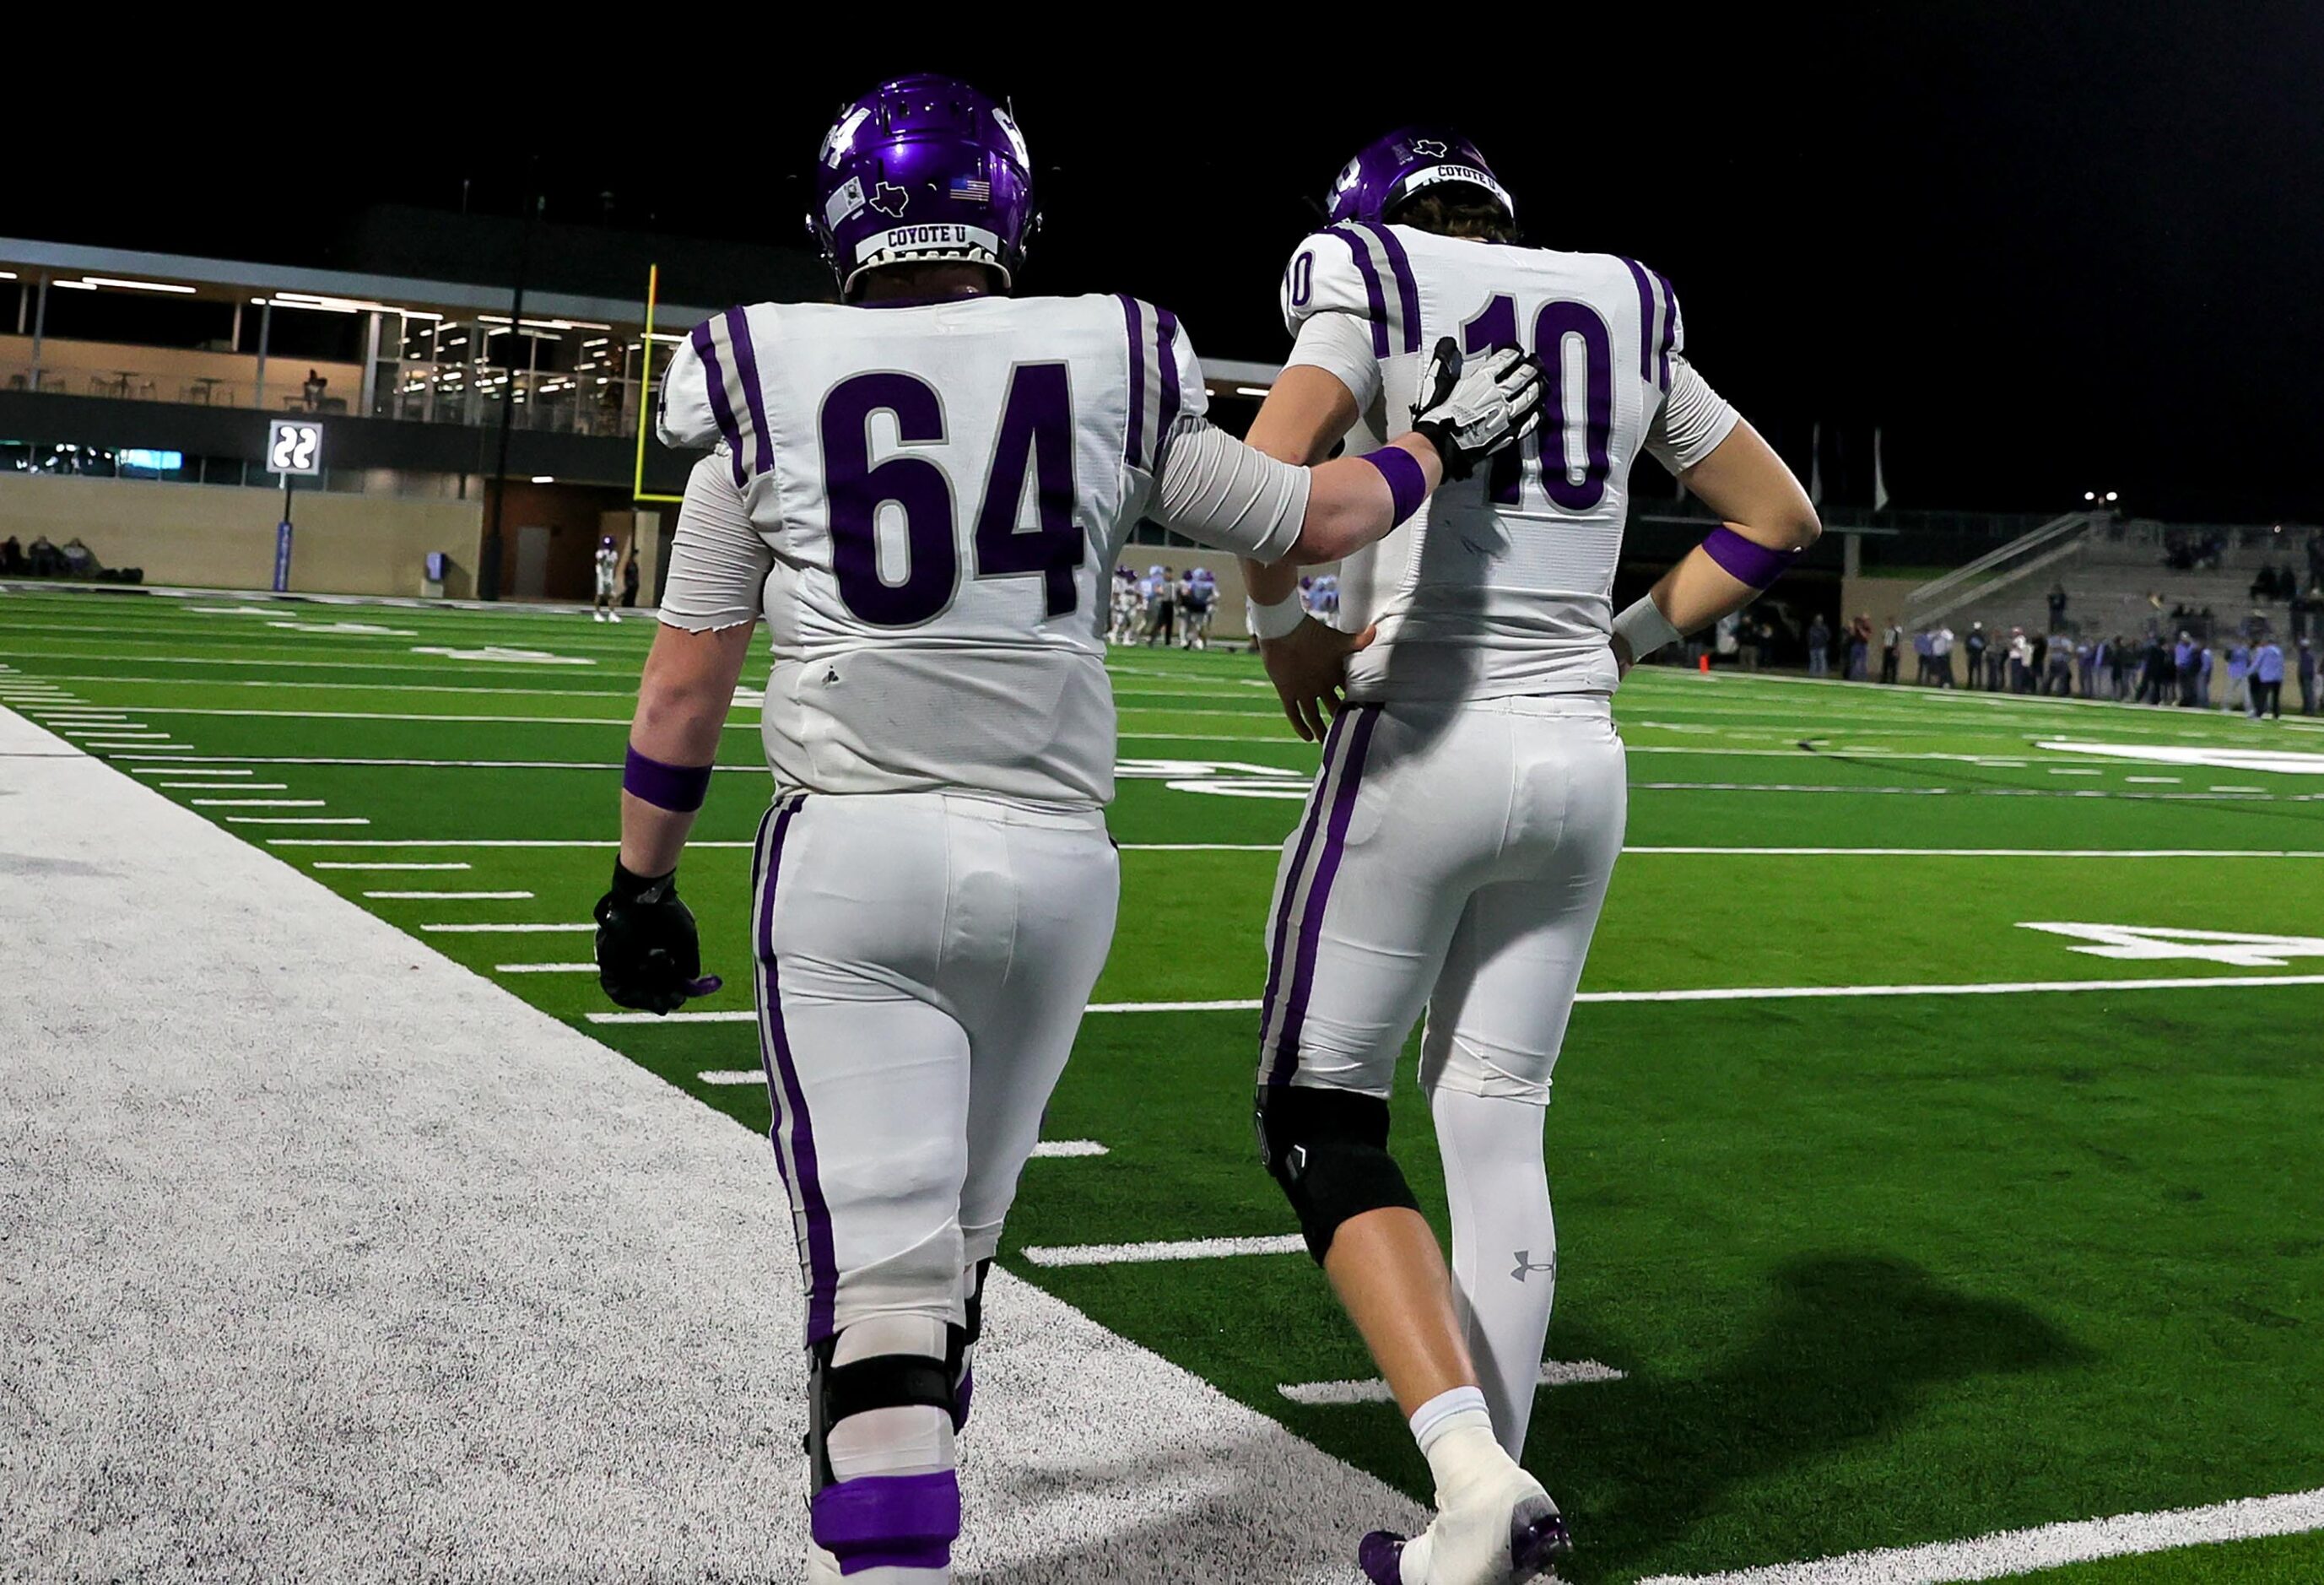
xmin=1238 ymin=129 xmax=1819 ymax=1585
xmin=593 ymin=533 xmax=623 ymax=622
xmin=590 ymin=77 xmax=1543 ymax=1585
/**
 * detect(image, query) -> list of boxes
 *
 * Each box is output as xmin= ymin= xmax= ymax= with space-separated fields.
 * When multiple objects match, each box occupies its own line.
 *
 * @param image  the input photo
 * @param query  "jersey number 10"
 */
xmin=1459 ymin=295 xmax=1613 ymax=512
xmin=820 ymin=365 xmax=1084 ymax=627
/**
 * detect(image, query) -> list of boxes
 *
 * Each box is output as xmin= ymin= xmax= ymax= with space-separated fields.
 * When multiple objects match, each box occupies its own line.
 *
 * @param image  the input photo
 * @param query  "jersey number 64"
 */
xmin=820 ymin=364 xmax=1083 ymax=627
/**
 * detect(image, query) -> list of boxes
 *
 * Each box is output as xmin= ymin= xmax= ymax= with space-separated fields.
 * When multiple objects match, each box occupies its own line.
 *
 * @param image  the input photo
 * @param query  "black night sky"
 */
xmin=16 ymin=7 xmax=2319 ymax=522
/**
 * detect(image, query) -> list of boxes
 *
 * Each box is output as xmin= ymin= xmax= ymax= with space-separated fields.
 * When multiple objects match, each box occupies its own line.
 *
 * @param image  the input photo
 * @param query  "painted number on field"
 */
xmin=2019 ymin=921 xmax=2324 ymax=968
xmin=1117 ymin=758 xmax=1311 ymax=801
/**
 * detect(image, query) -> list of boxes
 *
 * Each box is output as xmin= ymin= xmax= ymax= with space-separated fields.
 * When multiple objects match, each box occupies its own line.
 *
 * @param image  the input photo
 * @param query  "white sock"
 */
xmin=1408 ymin=1384 xmax=1508 ymax=1498
xmin=1433 ymin=1085 xmax=1556 ymax=1458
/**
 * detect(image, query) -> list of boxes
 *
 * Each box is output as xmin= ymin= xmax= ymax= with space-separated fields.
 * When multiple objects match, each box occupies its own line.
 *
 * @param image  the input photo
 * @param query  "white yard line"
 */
xmin=165 ymin=782 xmax=288 ymax=790
xmin=1639 ymin=1485 xmax=2324 ymax=1585
xmin=224 ymin=816 xmax=370 ymax=826
xmin=1030 ymin=1140 xmax=1110 ymax=1158
xmin=1281 ymin=1360 xmax=1626 ymax=1406
xmin=192 ymin=798 xmax=327 ymax=808
xmin=422 ymin=922 xmax=593 ymax=934
xmin=1119 ymin=842 xmax=1284 ymax=852
xmin=1019 ymin=1235 xmax=1305 ymax=1268
xmin=694 ymin=1069 xmax=763 ymax=1085
xmin=129 ymin=765 xmax=249 ymax=776
xmin=364 ymin=890 xmax=535 ymax=901
xmin=586 ymin=973 xmax=2324 ymax=1025
xmin=267 ymin=838 xmax=754 ymax=849
xmin=314 ymin=862 xmax=473 ymax=872
xmin=1619 ymin=847 xmax=2324 ymax=858
xmin=495 ymin=961 xmax=597 ymax=973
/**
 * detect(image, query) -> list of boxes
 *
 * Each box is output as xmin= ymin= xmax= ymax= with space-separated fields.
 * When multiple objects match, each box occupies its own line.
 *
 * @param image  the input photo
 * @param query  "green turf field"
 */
xmin=4 ymin=582 xmax=2321 ymax=1583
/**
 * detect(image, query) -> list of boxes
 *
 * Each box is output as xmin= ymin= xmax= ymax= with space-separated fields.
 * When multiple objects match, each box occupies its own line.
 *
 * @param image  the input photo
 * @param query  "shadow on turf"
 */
xmin=1542 ymin=1252 xmax=2094 ymax=1581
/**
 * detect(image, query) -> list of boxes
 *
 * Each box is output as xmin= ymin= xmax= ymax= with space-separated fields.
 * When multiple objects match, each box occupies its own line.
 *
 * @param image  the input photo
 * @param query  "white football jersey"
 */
xmin=1282 ymin=222 xmax=1738 ymax=701
xmin=657 ymin=294 xmax=1283 ymax=806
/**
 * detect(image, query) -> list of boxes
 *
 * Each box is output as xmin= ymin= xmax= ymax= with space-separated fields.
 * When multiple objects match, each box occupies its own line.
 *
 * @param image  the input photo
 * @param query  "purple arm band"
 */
xmin=1359 ymin=445 xmax=1429 ymax=527
xmin=1700 ymin=524 xmax=1798 ymax=588
xmin=623 ymin=746 xmax=714 ymax=813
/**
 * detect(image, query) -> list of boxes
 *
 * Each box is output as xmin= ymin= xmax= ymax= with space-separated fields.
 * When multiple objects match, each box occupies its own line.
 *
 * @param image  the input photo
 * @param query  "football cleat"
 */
xmin=1359 ymin=1472 xmax=1570 ymax=1585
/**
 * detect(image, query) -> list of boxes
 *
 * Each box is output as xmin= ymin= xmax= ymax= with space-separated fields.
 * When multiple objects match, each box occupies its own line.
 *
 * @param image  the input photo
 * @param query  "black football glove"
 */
xmin=1409 ymin=336 xmax=1546 ymax=480
xmin=593 ymin=861 xmax=722 ymax=1014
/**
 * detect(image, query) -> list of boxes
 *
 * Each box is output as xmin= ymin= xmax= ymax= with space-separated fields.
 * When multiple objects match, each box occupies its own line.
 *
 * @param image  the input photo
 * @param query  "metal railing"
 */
xmin=1903 ymin=512 xmax=2094 ymax=627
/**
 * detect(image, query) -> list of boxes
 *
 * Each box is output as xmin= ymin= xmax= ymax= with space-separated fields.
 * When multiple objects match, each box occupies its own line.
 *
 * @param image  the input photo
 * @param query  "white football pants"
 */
xmin=748 ymin=789 xmax=1119 ymax=1345
xmin=1256 ymin=695 xmax=1627 ymax=1103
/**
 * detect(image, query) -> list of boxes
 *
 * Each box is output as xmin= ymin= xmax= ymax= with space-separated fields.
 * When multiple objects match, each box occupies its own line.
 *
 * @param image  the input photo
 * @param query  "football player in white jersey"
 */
xmin=1238 ymin=129 xmax=1821 ymax=1585
xmin=592 ymin=533 xmax=622 ymax=622
xmin=589 ymin=78 xmax=1543 ymax=1585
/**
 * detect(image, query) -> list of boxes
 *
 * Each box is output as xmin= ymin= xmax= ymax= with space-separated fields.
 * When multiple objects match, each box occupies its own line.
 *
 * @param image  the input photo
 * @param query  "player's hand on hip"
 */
xmin=1610 ymin=630 xmax=1635 ymax=683
xmin=1409 ymin=337 xmax=1546 ymax=480
xmin=1260 ymin=616 xmax=1378 ymax=742
xmin=593 ymin=863 xmax=723 ymax=1014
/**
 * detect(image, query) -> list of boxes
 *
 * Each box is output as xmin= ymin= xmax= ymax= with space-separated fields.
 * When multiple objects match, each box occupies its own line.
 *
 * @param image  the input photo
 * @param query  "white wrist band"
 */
xmin=1612 ymin=593 xmax=1684 ymax=659
xmin=1246 ymin=593 xmax=1307 ymax=641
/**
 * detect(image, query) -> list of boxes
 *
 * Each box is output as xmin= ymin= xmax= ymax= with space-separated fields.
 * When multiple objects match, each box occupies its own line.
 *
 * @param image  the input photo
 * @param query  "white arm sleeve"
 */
xmin=657 ymin=452 xmax=772 ymax=633
xmin=1645 ymin=355 xmax=1742 ymax=475
xmin=1283 ymin=311 xmax=1383 ymax=415
xmin=1149 ymin=418 xmax=1311 ymax=563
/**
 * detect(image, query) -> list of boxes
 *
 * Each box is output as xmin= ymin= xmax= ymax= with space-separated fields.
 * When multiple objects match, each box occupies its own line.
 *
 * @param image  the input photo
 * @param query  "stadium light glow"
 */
xmin=531 ymin=475 xmax=554 ymax=484
xmin=1233 ymin=384 xmax=1273 ymax=398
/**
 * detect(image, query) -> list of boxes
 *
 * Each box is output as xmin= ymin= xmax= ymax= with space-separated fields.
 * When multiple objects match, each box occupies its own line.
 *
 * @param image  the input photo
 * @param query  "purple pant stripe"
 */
xmin=1357 ymin=223 xmax=1423 ymax=354
xmin=1620 ymin=258 xmax=1657 ymax=383
xmin=1267 ymin=706 xmax=1381 ymax=1085
xmin=1257 ymin=710 xmax=1350 ymax=1055
xmin=755 ymin=793 xmax=836 ymax=1344
xmin=1154 ymin=306 xmax=1182 ymax=463
xmin=1326 ymin=227 xmax=1392 ymax=359
xmin=689 ymin=321 xmax=747 ymax=488
xmin=1651 ymin=270 xmax=1678 ymax=391
xmin=1118 ymin=295 xmax=1148 ymax=471
xmin=722 ymin=306 xmax=775 ymax=478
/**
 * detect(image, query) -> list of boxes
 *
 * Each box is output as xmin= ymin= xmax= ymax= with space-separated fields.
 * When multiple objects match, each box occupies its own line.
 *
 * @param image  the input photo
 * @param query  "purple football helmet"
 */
xmin=1325 ymin=127 xmax=1515 ymax=227
xmin=809 ymin=73 xmax=1037 ymax=297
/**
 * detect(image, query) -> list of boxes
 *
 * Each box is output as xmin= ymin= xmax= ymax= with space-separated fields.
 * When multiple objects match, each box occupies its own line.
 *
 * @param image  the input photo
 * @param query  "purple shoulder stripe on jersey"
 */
xmin=1324 ymin=227 xmax=1392 ymax=359
xmin=754 ymin=793 xmax=838 ymax=1344
xmin=1619 ymin=259 xmax=1657 ymax=383
xmin=689 ymin=320 xmax=748 ymax=487
xmin=1154 ymin=306 xmax=1183 ymax=463
xmin=720 ymin=306 xmax=775 ymax=478
xmin=1356 ymin=223 xmax=1422 ymax=354
xmin=1267 ymin=705 xmax=1382 ymax=1085
xmin=811 ymin=1469 xmax=961 ymax=1567
xmin=1651 ymin=269 xmax=1678 ymax=392
xmin=1257 ymin=709 xmax=1350 ymax=1066
xmin=1118 ymin=295 xmax=1149 ymax=471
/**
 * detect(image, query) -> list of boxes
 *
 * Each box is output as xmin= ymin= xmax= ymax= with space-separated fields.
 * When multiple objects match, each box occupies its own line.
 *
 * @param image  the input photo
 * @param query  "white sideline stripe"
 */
xmin=131 ymin=765 xmax=249 ymax=776
xmin=694 ymin=1069 xmax=763 ymax=1085
xmin=316 ymin=862 xmax=472 ymax=871
xmin=423 ymin=922 xmax=593 ymax=934
xmin=1020 ymin=1235 xmax=1305 ymax=1268
xmin=587 ymin=973 xmax=2324 ymax=1025
xmin=1030 ymin=1139 xmax=1110 ymax=1158
xmin=2213 ymin=784 xmax=2266 ymax=793
xmin=365 ymin=890 xmax=535 ymax=901
xmin=192 ymin=798 xmax=327 ymax=808
xmin=1639 ymin=1484 xmax=2324 ymax=1585
xmin=224 ymin=816 xmax=370 ymax=826
xmin=166 ymin=782 xmax=288 ymax=790
xmin=2125 ymin=775 xmax=2181 ymax=784
xmin=495 ymin=961 xmax=597 ymax=973
xmin=1280 ymin=1360 xmax=1627 ymax=1406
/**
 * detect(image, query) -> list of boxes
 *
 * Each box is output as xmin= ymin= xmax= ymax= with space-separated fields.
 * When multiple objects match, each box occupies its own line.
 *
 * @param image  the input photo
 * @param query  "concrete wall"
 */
xmin=0 ymin=473 xmax=484 ymax=598
xmin=1840 ymin=574 xmax=1924 ymax=639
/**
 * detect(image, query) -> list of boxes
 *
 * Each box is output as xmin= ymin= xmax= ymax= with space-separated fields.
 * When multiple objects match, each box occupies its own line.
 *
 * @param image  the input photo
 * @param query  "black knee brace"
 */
xmin=1256 ymin=1084 xmax=1421 ymax=1263
xmin=807 ymin=1333 xmax=959 ymax=1490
